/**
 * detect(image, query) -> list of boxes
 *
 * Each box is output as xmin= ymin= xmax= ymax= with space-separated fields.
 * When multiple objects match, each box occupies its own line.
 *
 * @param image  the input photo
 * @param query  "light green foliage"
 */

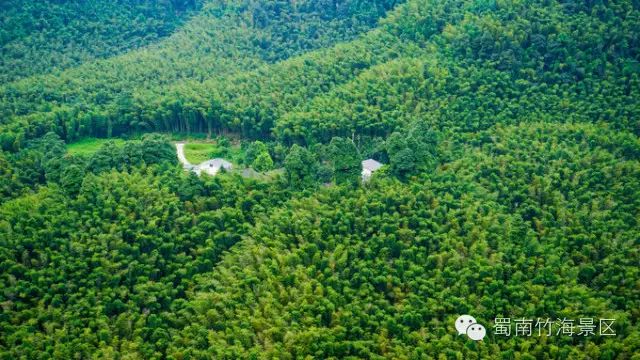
xmin=252 ymin=151 xmax=274 ymax=172
xmin=245 ymin=140 xmax=279 ymax=172
xmin=184 ymin=142 xmax=217 ymax=164
xmin=67 ymin=138 xmax=126 ymax=156
xmin=183 ymin=139 xmax=244 ymax=165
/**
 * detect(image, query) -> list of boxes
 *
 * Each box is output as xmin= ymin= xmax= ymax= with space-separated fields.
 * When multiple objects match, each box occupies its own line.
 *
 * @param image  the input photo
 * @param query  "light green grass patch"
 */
xmin=184 ymin=143 xmax=218 ymax=164
xmin=239 ymin=167 xmax=285 ymax=181
xmin=183 ymin=141 xmax=245 ymax=165
xmin=67 ymin=138 xmax=125 ymax=156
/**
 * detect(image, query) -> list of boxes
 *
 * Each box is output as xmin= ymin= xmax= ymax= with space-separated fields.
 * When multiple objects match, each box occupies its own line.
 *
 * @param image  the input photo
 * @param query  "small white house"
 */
xmin=176 ymin=142 xmax=233 ymax=177
xmin=195 ymin=158 xmax=233 ymax=176
xmin=361 ymin=159 xmax=383 ymax=182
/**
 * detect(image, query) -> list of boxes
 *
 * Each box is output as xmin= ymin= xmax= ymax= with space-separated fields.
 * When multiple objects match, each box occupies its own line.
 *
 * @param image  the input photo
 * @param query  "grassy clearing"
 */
xmin=183 ymin=143 xmax=218 ymax=164
xmin=239 ymin=167 xmax=285 ymax=181
xmin=182 ymin=138 xmax=282 ymax=182
xmin=67 ymin=138 xmax=125 ymax=156
xmin=183 ymin=140 xmax=245 ymax=165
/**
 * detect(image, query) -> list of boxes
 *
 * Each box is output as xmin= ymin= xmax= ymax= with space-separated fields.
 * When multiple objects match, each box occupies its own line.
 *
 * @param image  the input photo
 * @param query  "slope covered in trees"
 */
xmin=2 ymin=0 xmax=638 ymax=147
xmin=0 ymin=0 xmax=639 ymax=359
xmin=171 ymin=123 xmax=640 ymax=359
xmin=0 ymin=0 xmax=205 ymax=83
xmin=0 ymin=0 xmax=402 ymax=147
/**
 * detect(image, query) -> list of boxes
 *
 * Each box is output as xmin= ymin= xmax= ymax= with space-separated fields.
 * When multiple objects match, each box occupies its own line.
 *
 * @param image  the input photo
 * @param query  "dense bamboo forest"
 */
xmin=0 ymin=0 xmax=639 ymax=359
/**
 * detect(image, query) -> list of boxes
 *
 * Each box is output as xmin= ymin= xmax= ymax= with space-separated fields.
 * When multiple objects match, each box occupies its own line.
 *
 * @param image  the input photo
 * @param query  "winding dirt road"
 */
xmin=175 ymin=142 xmax=192 ymax=168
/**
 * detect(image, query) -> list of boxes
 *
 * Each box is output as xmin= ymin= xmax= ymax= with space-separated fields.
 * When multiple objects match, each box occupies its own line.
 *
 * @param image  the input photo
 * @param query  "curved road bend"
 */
xmin=175 ymin=142 xmax=192 ymax=168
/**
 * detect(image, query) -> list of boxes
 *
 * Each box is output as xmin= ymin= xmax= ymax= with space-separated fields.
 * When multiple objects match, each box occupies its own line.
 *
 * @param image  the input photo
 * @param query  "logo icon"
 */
xmin=455 ymin=315 xmax=486 ymax=341
xmin=466 ymin=323 xmax=487 ymax=341
xmin=455 ymin=315 xmax=477 ymax=335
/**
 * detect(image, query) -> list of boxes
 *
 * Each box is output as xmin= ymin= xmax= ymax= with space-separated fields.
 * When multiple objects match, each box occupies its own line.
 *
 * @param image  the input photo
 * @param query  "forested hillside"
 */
xmin=1 ymin=0 xmax=639 ymax=359
xmin=0 ymin=0 xmax=401 ymax=146
xmin=0 ymin=0 xmax=204 ymax=83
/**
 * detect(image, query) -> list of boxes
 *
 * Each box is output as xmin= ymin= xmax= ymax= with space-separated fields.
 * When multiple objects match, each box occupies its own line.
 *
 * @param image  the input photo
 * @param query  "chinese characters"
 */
xmin=493 ymin=318 xmax=616 ymax=337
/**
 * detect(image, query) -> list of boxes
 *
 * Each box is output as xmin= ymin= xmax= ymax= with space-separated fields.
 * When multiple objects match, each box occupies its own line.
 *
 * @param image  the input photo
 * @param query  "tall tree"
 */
xmin=284 ymin=144 xmax=318 ymax=189
xmin=329 ymin=137 xmax=360 ymax=185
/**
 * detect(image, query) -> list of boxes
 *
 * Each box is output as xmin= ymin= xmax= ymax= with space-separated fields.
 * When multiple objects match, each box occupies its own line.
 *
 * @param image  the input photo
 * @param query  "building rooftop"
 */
xmin=195 ymin=158 xmax=232 ymax=176
xmin=362 ymin=159 xmax=383 ymax=172
xmin=199 ymin=158 xmax=232 ymax=169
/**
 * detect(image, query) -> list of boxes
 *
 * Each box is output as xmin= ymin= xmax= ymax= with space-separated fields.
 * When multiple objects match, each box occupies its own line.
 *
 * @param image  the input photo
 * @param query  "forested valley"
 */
xmin=0 ymin=0 xmax=639 ymax=359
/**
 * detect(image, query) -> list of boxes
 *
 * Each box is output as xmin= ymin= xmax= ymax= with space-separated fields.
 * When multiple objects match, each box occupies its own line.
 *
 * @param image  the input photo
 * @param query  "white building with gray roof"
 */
xmin=195 ymin=158 xmax=233 ymax=176
xmin=361 ymin=159 xmax=383 ymax=182
xmin=175 ymin=142 xmax=232 ymax=176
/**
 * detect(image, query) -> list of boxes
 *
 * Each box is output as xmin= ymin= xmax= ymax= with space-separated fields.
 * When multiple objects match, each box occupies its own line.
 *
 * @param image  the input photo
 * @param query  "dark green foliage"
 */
xmin=0 ymin=152 xmax=17 ymax=199
xmin=0 ymin=133 xmax=177 ymax=203
xmin=329 ymin=137 xmax=361 ymax=185
xmin=168 ymin=123 xmax=640 ymax=359
xmin=140 ymin=134 xmax=178 ymax=165
xmin=0 ymin=0 xmax=401 ymax=145
xmin=59 ymin=164 xmax=85 ymax=196
xmin=85 ymin=134 xmax=175 ymax=174
xmin=245 ymin=140 xmax=269 ymax=165
xmin=386 ymin=122 xmax=439 ymax=179
xmin=284 ymin=144 xmax=318 ymax=189
xmin=87 ymin=141 xmax=123 ymax=174
xmin=0 ymin=0 xmax=203 ymax=83
xmin=0 ymin=168 xmax=288 ymax=358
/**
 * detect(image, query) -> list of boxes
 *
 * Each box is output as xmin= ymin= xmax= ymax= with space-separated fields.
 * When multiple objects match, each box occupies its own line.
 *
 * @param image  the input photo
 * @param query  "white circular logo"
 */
xmin=466 ymin=323 xmax=487 ymax=341
xmin=454 ymin=315 xmax=486 ymax=341
xmin=454 ymin=314 xmax=477 ymax=335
